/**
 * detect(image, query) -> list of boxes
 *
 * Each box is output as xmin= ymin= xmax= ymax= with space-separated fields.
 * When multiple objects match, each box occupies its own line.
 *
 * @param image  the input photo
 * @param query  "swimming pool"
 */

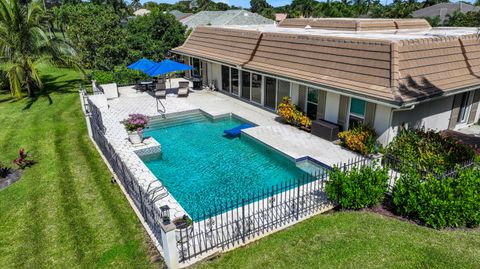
xmin=142 ymin=112 xmax=324 ymax=219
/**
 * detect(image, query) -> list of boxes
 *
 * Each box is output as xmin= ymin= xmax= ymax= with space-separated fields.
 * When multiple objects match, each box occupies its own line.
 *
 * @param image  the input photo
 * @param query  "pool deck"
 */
xmin=90 ymin=79 xmax=358 ymax=219
xmin=107 ymin=81 xmax=358 ymax=165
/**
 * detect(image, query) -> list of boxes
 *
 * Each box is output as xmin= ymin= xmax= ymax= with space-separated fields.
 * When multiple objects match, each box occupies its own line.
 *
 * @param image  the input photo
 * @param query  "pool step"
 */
xmin=149 ymin=112 xmax=206 ymax=129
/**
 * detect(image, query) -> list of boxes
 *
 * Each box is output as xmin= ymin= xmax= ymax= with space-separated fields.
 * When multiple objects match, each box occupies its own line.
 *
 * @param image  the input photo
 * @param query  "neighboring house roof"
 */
xmin=173 ymin=18 xmax=480 ymax=107
xmin=133 ymin=8 xmax=151 ymax=16
xmin=412 ymin=3 xmax=480 ymax=23
xmin=275 ymin=13 xmax=288 ymax=22
xmin=180 ymin=10 xmax=275 ymax=29
xmin=169 ymin=10 xmax=192 ymax=21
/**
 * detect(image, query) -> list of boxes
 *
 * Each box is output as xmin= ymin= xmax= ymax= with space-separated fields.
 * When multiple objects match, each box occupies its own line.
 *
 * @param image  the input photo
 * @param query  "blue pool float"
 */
xmin=223 ymin=124 xmax=254 ymax=137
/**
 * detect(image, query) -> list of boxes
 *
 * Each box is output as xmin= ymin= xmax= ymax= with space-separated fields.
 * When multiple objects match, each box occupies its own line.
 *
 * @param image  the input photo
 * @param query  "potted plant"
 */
xmin=173 ymin=215 xmax=193 ymax=243
xmin=122 ymin=114 xmax=149 ymax=144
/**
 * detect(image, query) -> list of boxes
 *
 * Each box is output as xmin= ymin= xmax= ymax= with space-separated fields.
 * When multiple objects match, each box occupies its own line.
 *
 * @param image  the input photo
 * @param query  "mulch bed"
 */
xmin=0 ymin=169 xmax=23 ymax=190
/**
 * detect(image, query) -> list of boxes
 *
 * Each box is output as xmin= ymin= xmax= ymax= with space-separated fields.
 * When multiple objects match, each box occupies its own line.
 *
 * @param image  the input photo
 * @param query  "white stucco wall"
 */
xmin=391 ymin=96 xmax=454 ymax=138
xmin=373 ymin=104 xmax=392 ymax=145
xmin=290 ymin=82 xmax=299 ymax=106
xmin=324 ymin=92 xmax=340 ymax=123
xmin=209 ymin=63 xmax=221 ymax=90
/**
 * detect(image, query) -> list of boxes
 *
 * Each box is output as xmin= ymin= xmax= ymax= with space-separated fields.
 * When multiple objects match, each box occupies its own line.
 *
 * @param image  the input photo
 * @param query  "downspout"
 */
xmin=386 ymin=104 xmax=416 ymax=143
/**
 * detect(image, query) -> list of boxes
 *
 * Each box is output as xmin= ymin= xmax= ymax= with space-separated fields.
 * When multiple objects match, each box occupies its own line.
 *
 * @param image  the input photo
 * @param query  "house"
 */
xmin=412 ymin=3 xmax=480 ymax=25
xmin=172 ymin=18 xmax=480 ymax=145
xmin=179 ymin=10 xmax=275 ymax=29
xmin=169 ymin=10 xmax=192 ymax=21
xmin=275 ymin=13 xmax=288 ymax=22
xmin=133 ymin=8 xmax=151 ymax=17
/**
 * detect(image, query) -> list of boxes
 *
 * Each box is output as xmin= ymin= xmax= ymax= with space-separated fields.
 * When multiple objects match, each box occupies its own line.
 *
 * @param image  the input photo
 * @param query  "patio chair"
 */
xmin=155 ymin=82 xmax=166 ymax=99
xmin=177 ymin=81 xmax=190 ymax=97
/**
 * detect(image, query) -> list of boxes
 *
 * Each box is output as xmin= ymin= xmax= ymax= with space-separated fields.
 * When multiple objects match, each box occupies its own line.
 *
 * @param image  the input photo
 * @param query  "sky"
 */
xmin=140 ymin=0 xmax=475 ymax=9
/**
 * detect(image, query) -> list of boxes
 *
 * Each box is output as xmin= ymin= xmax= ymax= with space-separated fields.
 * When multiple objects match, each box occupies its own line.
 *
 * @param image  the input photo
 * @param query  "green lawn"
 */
xmin=197 ymin=211 xmax=480 ymax=269
xmin=0 ymin=66 xmax=160 ymax=268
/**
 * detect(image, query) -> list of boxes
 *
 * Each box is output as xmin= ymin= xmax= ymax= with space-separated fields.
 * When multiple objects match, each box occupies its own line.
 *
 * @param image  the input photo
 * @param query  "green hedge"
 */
xmin=385 ymin=129 xmax=476 ymax=173
xmin=325 ymin=165 xmax=389 ymax=209
xmin=392 ymin=166 xmax=480 ymax=229
xmin=91 ymin=66 xmax=149 ymax=85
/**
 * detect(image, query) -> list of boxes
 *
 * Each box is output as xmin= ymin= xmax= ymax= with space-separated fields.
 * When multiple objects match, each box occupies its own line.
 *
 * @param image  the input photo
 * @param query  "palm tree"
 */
xmin=0 ymin=0 xmax=80 ymax=98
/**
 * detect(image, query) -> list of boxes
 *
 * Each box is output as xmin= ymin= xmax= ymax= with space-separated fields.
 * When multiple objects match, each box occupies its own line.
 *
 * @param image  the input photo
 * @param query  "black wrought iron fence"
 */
xmin=176 ymin=167 xmax=336 ymax=262
xmin=85 ymin=98 xmax=164 ymax=248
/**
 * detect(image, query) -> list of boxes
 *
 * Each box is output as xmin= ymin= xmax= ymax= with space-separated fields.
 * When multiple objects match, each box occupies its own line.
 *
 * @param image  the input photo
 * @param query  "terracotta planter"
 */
xmin=128 ymin=129 xmax=144 ymax=144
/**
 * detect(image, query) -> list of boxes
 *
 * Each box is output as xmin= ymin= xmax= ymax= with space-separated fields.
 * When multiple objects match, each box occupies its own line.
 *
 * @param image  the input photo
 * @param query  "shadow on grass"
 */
xmin=22 ymin=72 xmax=87 ymax=110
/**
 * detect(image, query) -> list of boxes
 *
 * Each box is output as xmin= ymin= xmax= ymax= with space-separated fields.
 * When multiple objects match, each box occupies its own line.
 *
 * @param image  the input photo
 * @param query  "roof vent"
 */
xmin=305 ymin=25 xmax=312 ymax=30
xmin=244 ymin=12 xmax=249 ymax=17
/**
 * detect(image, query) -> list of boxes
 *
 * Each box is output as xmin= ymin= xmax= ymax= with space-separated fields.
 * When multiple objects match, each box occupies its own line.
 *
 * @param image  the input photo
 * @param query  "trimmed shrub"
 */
xmin=386 ymin=129 xmax=476 ymax=173
xmin=91 ymin=66 xmax=149 ymax=85
xmin=325 ymin=164 xmax=389 ymax=209
xmin=392 ymin=166 xmax=480 ymax=229
xmin=338 ymin=124 xmax=377 ymax=155
xmin=0 ymin=162 xmax=10 ymax=178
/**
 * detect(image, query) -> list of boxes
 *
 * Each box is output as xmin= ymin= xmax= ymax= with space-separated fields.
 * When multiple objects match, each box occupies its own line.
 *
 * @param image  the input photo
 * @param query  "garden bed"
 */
xmin=0 ymin=169 xmax=23 ymax=190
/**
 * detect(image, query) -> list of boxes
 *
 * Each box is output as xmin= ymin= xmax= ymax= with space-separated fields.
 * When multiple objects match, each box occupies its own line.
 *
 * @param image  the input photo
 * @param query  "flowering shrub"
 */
xmin=386 ymin=129 xmax=476 ymax=173
xmin=122 ymin=114 xmax=149 ymax=132
xmin=13 ymin=149 xmax=34 ymax=169
xmin=277 ymin=97 xmax=312 ymax=130
xmin=338 ymin=124 xmax=376 ymax=155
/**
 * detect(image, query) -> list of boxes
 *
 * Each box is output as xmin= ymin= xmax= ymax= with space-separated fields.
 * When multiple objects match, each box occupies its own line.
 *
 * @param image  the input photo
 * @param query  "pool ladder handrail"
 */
xmin=156 ymin=97 xmax=166 ymax=119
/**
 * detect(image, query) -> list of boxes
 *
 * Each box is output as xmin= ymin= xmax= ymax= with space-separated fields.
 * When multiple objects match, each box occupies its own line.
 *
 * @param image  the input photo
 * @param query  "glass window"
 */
xmin=264 ymin=77 xmax=276 ymax=110
xmin=306 ymin=87 xmax=318 ymax=120
xmin=350 ymin=98 xmax=366 ymax=118
xmin=277 ymin=80 xmax=290 ymax=107
xmin=457 ymin=92 xmax=471 ymax=123
xmin=241 ymin=71 xmax=251 ymax=100
xmin=231 ymin=68 xmax=239 ymax=95
xmin=221 ymin=65 xmax=230 ymax=92
xmin=192 ymin=58 xmax=201 ymax=77
xmin=251 ymin=73 xmax=262 ymax=103
xmin=349 ymin=98 xmax=366 ymax=128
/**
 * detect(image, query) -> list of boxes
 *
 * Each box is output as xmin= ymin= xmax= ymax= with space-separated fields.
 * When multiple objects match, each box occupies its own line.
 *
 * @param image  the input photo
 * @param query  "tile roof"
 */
xmin=172 ymin=20 xmax=480 ymax=106
xmin=179 ymin=10 xmax=274 ymax=29
xmin=412 ymin=3 xmax=480 ymax=24
xmin=169 ymin=10 xmax=192 ymax=21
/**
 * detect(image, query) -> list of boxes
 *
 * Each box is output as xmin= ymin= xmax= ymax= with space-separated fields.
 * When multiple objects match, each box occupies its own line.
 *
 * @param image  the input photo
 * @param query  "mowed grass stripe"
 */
xmin=1 ymin=66 xmax=159 ymax=268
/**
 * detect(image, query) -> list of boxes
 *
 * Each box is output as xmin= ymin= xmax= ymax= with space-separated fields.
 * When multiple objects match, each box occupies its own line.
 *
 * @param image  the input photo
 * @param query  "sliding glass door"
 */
xmin=221 ymin=65 xmax=230 ymax=92
xmin=264 ymin=77 xmax=276 ymax=110
xmin=231 ymin=69 xmax=239 ymax=95
xmin=241 ymin=71 xmax=251 ymax=100
xmin=251 ymin=73 xmax=262 ymax=103
xmin=277 ymin=80 xmax=290 ymax=107
xmin=306 ymin=87 xmax=319 ymax=120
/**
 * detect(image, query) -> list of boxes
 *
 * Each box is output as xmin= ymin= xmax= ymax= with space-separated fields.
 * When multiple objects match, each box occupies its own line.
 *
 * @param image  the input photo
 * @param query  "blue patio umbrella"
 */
xmin=145 ymin=59 xmax=192 ymax=77
xmin=127 ymin=58 xmax=157 ymax=72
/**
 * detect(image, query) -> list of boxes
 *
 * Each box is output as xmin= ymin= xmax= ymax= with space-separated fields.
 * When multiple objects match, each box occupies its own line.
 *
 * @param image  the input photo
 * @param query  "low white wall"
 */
xmin=324 ymin=92 xmax=340 ymax=123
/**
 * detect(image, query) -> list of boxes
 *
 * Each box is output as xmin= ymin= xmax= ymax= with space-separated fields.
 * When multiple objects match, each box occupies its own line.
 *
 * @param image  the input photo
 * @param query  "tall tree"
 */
xmin=0 ymin=0 xmax=80 ymax=98
xmin=250 ymin=0 xmax=272 ymax=13
xmin=126 ymin=8 xmax=186 ymax=63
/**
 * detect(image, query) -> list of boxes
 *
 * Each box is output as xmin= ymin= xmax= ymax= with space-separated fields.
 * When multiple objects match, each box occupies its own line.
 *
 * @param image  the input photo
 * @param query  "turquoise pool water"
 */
xmin=142 ymin=113 xmax=317 ymax=219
